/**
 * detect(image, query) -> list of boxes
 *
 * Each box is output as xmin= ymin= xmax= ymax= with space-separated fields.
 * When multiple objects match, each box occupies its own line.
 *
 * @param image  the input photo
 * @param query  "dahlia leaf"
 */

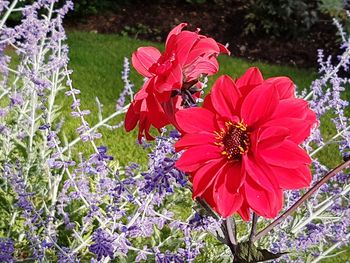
xmin=233 ymin=242 xmax=286 ymax=263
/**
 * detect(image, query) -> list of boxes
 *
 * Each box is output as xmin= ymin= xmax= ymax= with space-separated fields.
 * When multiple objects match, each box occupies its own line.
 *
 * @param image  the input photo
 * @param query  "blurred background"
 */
xmin=60 ymin=0 xmax=350 ymax=68
xmin=6 ymin=0 xmax=350 ymax=68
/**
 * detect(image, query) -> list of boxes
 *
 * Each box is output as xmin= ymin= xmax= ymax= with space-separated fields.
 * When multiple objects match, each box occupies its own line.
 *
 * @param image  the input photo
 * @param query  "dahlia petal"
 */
xmin=215 ymin=191 xmax=243 ymax=218
xmin=124 ymin=101 xmax=140 ymax=132
xmin=244 ymin=177 xmax=283 ymax=218
xmin=245 ymin=179 xmax=271 ymax=217
xmin=237 ymin=198 xmax=251 ymax=221
xmin=306 ymin=109 xmax=318 ymax=125
xmin=269 ymin=98 xmax=317 ymax=144
xmin=210 ymin=75 xmax=241 ymax=117
xmin=225 ymin=161 xmax=244 ymax=192
xmin=162 ymin=97 xmax=181 ymax=129
xmin=217 ymin=42 xmax=230 ymax=55
xmin=175 ymin=107 xmax=218 ymax=134
xmin=240 ymin=84 xmax=279 ymax=127
xmin=165 ymin=63 xmax=183 ymax=90
xmin=165 ymin=23 xmax=187 ymax=46
xmin=246 ymin=128 xmax=260 ymax=153
xmin=138 ymin=110 xmax=154 ymax=142
xmin=272 ymin=98 xmax=310 ymax=119
xmin=258 ymin=126 xmax=290 ymax=150
xmin=213 ymin=163 xmax=244 ymax=218
xmin=194 ymin=37 xmax=221 ymax=54
xmin=175 ymin=133 xmax=215 ymax=151
xmin=271 ymin=164 xmax=312 ymax=190
xmin=143 ymin=121 xmax=154 ymax=141
xmin=134 ymin=88 xmax=148 ymax=101
xmin=127 ymin=80 xmax=170 ymax=141
xmin=235 ymin=67 xmax=264 ymax=96
xmin=200 ymin=184 xmax=217 ymax=212
xmin=185 ymin=38 xmax=220 ymax=65
xmin=260 ymin=139 xmax=311 ymax=168
xmin=203 ymin=93 xmax=216 ymax=112
xmin=175 ymin=145 xmax=221 ymax=172
xmin=263 ymin=117 xmax=314 ymax=144
xmin=185 ymin=56 xmax=219 ymax=81
xmin=154 ymin=82 xmax=172 ymax=102
xmin=165 ymin=34 xmax=177 ymax=55
xmin=243 ymin=155 xmax=279 ymax=192
xmin=174 ymin=31 xmax=199 ymax=66
xmin=132 ymin=47 xmax=161 ymax=77
xmin=265 ymin=76 xmax=295 ymax=99
xmin=146 ymin=93 xmax=169 ymax=129
xmin=134 ymin=78 xmax=154 ymax=101
xmin=216 ymin=115 xmax=241 ymax=131
xmin=192 ymin=159 xmax=226 ymax=198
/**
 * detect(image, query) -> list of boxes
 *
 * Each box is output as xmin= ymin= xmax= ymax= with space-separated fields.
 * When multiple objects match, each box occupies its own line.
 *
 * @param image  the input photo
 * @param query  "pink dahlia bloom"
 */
xmin=175 ymin=67 xmax=317 ymax=219
xmin=125 ymin=23 xmax=229 ymax=141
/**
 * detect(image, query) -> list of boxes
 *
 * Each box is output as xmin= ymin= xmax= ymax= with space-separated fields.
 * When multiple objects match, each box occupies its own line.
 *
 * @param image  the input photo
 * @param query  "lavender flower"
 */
xmin=116 ymin=57 xmax=134 ymax=110
xmin=57 ymin=247 xmax=78 ymax=263
xmin=89 ymin=229 xmax=115 ymax=261
xmin=0 ymin=238 xmax=14 ymax=263
xmin=141 ymin=132 xmax=187 ymax=195
xmin=0 ymin=1 xmax=9 ymax=14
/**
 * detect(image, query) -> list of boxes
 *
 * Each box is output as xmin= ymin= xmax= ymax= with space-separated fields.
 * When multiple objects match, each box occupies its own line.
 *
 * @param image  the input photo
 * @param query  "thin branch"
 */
xmin=61 ymin=106 xmax=128 ymax=154
xmin=0 ymin=0 xmax=18 ymax=29
xmin=195 ymin=197 xmax=220 ymax=221
xmin=253 ymin=159 xmax=350 ymax=242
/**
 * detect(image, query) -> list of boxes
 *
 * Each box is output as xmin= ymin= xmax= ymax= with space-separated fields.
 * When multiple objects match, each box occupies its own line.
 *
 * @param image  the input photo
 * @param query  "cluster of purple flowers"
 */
xmin=89 ymin=228 xmax=115 ymax=261
xmin=141 ymin=131 xmax=187 ymax=194
xmin=0 ymin=238 xmax=14 ymax=263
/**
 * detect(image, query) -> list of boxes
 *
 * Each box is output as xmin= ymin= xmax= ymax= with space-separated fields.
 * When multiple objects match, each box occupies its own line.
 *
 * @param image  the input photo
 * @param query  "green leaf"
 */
xmin=0 ymin=188 xmax=13 ymax=213
xmin=233 ymin=242 xmax=286 ymax=263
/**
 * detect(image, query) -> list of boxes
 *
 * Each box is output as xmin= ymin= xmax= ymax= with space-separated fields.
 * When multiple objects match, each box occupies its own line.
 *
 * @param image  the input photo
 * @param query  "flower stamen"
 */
xmin=215 ymin=120 xmax=250 ymax=160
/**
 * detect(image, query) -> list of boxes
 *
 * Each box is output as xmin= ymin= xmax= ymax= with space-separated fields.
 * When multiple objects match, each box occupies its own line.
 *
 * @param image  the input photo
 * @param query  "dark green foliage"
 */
xmin=318 ymin=0 xmax=350 ymax=33
xmin=233 ymin=242 xmax=286 ymax=263
xmin=6 ymin=1 xmax=34 ymax=25
xmin=318 ymin=0 xmax=349 ymax=20
xmin=5 ymin=0 xmax=127 ymax=23
xmin=69 ymin=0 xmax=126 ymax=18
xmin=244 ymin=0 xmax=319 ymax=39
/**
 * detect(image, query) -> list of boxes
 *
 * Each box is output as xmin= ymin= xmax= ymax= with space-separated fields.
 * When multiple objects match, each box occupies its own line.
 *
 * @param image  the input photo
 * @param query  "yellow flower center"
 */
xmin=215 ymin=120 xmax=250 ymax=160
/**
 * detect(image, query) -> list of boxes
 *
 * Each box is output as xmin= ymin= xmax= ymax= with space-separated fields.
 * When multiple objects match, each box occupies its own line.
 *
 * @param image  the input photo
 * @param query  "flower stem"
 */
xmin=252 ymin=159 xmax=350 ymax=242
xmin=0 ymin=0 xmax=18 ymax=29
xmin=61 ymin=106 xmax=128 ymax=154
xmin=224 ymin=218 xmax=237 ymax=258
xmin=249 ymin=213 xmax=258 ymax=243
xmin=226 ymin=216 xmax=237 ymax=246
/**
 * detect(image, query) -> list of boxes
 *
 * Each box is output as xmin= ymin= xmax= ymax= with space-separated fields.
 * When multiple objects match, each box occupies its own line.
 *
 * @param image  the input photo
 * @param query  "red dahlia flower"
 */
xmin=175 ymin=67 xmax=317 ymax=219
xmin=125 ymin=23 xmax=229 ymax=141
